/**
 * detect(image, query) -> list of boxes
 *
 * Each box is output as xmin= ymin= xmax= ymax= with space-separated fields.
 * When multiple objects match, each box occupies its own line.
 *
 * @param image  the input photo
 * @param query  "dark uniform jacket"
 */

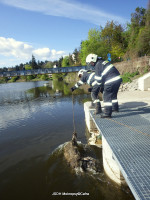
xmin=74 ymin=72 xmax=101 ymax=89
xmin=94 ymin=59 xmax=121 ymax=85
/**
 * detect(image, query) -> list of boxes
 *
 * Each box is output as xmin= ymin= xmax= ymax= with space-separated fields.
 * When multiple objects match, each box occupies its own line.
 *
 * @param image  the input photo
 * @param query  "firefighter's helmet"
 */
xmin=86 ymin=54 xmax=98 ymax=66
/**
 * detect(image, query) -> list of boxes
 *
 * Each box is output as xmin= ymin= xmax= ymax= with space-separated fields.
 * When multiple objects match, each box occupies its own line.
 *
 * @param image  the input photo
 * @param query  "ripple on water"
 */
xmin=46 ymin=143 xmax=134 ymax=200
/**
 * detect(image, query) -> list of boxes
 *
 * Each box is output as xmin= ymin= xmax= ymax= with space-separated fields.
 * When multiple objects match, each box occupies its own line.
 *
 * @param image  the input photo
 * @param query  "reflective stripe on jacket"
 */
xmin=95 ymin=59 xmax=121 ymax=85
xmin=75 ymin=72 xmax=101 ymax=88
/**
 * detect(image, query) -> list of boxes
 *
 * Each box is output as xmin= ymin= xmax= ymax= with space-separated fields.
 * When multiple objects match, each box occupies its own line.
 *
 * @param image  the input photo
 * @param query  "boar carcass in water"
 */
xmin=63 ymin=132 xmax=101 ymax=174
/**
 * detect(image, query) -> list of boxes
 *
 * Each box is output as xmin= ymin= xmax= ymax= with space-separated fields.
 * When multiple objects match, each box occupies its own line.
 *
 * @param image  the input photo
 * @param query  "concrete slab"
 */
xmin=118 ymin=90 xmax=150 ymax=107
xmin=138 ymin=72 xmax=150 ymax=91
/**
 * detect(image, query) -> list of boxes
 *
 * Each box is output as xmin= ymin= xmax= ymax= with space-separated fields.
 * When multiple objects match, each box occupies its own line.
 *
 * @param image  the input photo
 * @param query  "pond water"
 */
xmin=0 ymin=81 xmax=134 ymax=200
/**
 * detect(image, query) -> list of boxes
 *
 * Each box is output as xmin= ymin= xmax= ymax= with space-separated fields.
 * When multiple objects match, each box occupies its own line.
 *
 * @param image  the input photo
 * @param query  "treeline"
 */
xmin=1 ymin=4 xmax=150 ymax=74
xmin=0 ymin=49 xmax=81 ymax=73
xmin=80 ymin=5 xmax=150 ymax=64
xmin=0 ymin=55 xmax=59 ymax=72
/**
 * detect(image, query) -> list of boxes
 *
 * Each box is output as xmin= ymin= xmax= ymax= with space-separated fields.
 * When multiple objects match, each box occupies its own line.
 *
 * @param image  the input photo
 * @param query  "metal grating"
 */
xmin=90 ymin=107 xmax=150 ymax=200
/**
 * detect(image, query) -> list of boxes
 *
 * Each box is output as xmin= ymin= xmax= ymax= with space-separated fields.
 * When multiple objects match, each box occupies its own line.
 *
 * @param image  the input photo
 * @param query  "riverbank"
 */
xmin=0 ymin=76 xmax=51 ymax=84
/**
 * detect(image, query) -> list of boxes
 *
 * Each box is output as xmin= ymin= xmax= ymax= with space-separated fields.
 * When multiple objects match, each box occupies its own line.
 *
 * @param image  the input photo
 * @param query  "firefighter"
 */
xmin=86 ymin=53 xmax=122 ymax=118
xmin=71 ymin=69 xmax=102 ymax=114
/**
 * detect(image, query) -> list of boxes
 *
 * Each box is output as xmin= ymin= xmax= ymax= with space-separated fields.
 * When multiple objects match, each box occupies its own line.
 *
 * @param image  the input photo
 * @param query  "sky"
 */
xmin=0 ymin=0 xmax=148 ymax=68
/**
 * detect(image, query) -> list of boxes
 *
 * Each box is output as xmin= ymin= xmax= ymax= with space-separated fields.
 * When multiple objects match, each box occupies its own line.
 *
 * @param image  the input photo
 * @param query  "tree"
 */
xmin=136 ymin=2 xmax=150 ymax=56
xmin=31 ymin=55 xmax=38 ymax=69
xmin=126 ymin=7 xmax=146 ymax=58
xmin=80 ymin=22 xmax=126 ymax=63
xmin=62 ymin=56 xmax=70 ymax=67
xmin=73 ymin=48 xmax=81 ymax=66
xmin=25 ymin=64 xmax=32 ymax=70
xmin=101 ymin=21 xmax=126 ymax=61
xmin=80 ymin=28 xmax=103 ymax=65
xmin=68 ymin=54 xmax=74 ymax=66
xmin=80 ymin=40 xmax=90 ymax=65
xmin=131 ymin=7 xmax=146 ymax=27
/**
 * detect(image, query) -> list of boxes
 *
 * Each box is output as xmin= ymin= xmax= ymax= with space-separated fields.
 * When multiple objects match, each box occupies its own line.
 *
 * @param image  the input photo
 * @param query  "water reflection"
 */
xmin=0 ymin=81 xmax=48 ymax=103
xmin=26 ymin=79 xmax=87 ymax=99
xmin=0 ymin=80 xmax=90 ymax=131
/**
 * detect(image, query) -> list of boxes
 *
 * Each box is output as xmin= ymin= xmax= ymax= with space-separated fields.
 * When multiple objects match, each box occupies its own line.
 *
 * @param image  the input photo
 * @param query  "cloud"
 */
xmin=33 ymin=48 xmax=51 ymax=60
xmin=0 ymin=37 xmax=66 ymax=67
xmin=0 ymin=0 xmax=128 ymax=25
xmin=32 ymin=48 xmax=66 ymax=61
xmin=0 ymin=37 xmax=33 ymax=59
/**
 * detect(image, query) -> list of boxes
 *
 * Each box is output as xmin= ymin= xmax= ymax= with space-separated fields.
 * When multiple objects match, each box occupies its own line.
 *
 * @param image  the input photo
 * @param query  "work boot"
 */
xmin=89 ymin=101 xmax=95 ymax=109
xmin=94 ymin=102 xmax=102 ymax=115
xmin=112 ymin=109 xmax=119 ymax=112
xmin=100 ymin=113 xmax=111 ymax=118
xmin=112 ymin=103 xmax=119 ymax=112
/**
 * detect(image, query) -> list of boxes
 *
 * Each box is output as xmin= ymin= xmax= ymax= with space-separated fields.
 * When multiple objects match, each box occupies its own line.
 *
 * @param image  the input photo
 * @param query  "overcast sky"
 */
xmin=0 ymin=0 xmax=148 ymax=68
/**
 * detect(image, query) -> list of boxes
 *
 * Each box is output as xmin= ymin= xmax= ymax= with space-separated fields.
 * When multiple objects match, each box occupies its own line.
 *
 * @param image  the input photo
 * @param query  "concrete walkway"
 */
xmin=118 ymin=90 xmax=150 ymax=107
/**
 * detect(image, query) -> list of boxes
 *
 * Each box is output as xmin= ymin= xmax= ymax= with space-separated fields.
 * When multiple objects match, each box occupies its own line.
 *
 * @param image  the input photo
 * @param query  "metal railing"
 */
xmin=0 ymin=66 xmax=94 ymax=77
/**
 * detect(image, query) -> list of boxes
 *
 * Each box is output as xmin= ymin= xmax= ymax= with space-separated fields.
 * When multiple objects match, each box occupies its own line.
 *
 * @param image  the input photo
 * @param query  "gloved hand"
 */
xmin=100 ymin=86 xmax=104 ymax=93
xmin=71 ymin=86 xmax=76 ymax=92
xmin=88 ymin=87 xmax=92 ymax=92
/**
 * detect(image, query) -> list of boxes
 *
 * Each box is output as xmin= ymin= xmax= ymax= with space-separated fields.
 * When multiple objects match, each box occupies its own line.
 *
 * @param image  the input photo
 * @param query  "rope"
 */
xmin=72 ymin=93 xmax=76 ymax=133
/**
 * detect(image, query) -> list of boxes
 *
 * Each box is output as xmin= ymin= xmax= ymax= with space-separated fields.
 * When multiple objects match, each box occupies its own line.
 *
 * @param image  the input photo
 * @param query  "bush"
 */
xmin=52 ymin=73 xmax=64 ymax=81
xmin=0 ymin=77 xmax=9 ymax=83
xmin=129 ymin=71 xmax=139 ymax=77
xmin=41 ymin=74 xmax=49 ymax=80
xmin=121 ymin=76 xmax=131 ymax=83
xmin=26 ymin=75 xmax=34 ymax=81
xmin=8 ymin=76 xmax=19 ymax=82
xmin=121 ymin=71 xmax=139 ymax=83
xmin=144 ymin=66 xmax=150 ymax=74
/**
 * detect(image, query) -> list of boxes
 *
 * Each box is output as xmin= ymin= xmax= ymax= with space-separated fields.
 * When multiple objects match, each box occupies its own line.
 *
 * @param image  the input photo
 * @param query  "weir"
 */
xmin=0 ymin=66 xmax=94 ymax=78
xmin=84 ymin=101 xmax=150 ymax=200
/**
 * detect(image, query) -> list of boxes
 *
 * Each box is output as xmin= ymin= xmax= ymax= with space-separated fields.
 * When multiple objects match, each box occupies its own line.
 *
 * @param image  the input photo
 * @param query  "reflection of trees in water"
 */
xmin=53 ymin=80 xmax=89 ymax=96
xmin=71 ymin=94 xmax=91 ymax=105
xmin=0 ymin=80 xmax=92 ymax=105
xmin=26 ymin=80 xmax=92 ymax=104
xmin=27 ymin=86 xmax=52 ymax=98
xmin=26 ymin=80 xmax=90 ymax=99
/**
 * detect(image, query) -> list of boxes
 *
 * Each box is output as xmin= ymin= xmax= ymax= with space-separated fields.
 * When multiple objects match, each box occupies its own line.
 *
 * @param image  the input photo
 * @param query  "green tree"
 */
xmin=101 ymin=21 xmax=126 ymax=61
xmin=126 ymin=7 xmax=146 ymax=58
xmin=62 ymin=56 xmax=70 ymax=67
xmin=44 ymin=61 xmax=53 ymax=68
xmin=72 ymin=48 xmax=81 ymax=65
xmin=31 ymin=55 xmax=38 ymax=69
xmin=80 ymin=40 xmax=90 ymax=65
xmin=80 ymin=28 xmax=102 ymax=65
xmin=80 ymin=22 xmax=126 ymax=63
xmin=41 ymin=74 xmax=49 ymax=80
xmin=68 ymin=54 xmax=74 ymax=66
xmin=26 ymin=75 xmax=35 ymax=81
xmin=136 ymin=3 xmax=150 ymax=56
xmin=25 ymin=64 xmax=32 ymax=70
xmin=131 ymin=7 xmax=146 ymax=27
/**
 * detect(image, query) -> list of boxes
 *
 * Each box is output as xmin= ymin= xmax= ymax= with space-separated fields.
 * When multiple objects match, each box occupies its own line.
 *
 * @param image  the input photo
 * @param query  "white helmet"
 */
xmin=78 ymin=69 xmax=87 ymax=77
xmin=86 ymin=54 xmax=98 ymax=65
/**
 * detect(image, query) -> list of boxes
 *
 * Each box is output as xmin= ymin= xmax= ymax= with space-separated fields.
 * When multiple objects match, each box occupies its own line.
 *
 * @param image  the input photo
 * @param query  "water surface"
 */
xmin=0 ymin=81 xmax=134 ymax=200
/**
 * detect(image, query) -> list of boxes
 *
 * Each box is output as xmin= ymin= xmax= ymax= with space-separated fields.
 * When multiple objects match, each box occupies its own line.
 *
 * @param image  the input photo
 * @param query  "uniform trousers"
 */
xmin=103 ymin=79 xmax=122 ymax=116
